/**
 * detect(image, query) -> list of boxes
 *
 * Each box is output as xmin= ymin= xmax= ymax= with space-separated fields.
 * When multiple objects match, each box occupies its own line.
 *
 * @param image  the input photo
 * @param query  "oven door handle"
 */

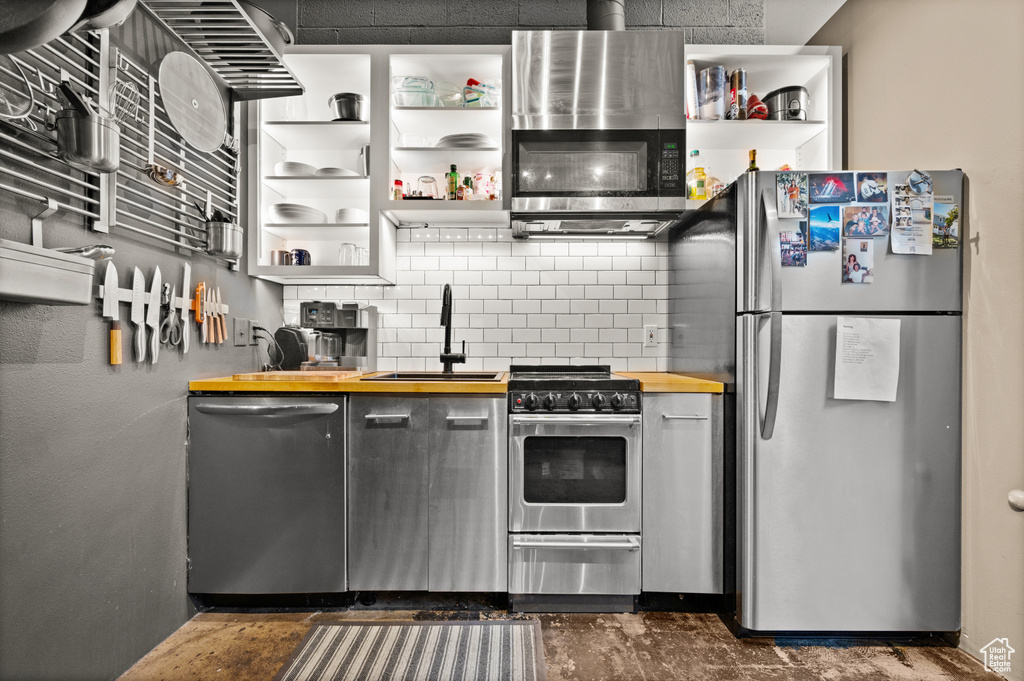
xmin=510 ymin=414 xmax=641 ymax=425
xmin=512 ymin=537 xmax=641 ymax=551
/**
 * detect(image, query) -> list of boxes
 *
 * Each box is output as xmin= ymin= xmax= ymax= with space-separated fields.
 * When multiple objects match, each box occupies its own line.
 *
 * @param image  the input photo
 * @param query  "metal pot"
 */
xmin=206 ymin=221 xmax=242 ymax=259
xmin=0 ymin=0 xmax=88 ymax=55
xmin=54 ymin=109 xmax=120 ymax=173
xmin=70 ymin=0 xmax=137 ymax=31
xmin=238 ymin=1 xmax=293 ymax=56
xmin=329 ymin=92 xmax=365 ymax=121
xmin=763 ymin=85 xmax=809 ymax=121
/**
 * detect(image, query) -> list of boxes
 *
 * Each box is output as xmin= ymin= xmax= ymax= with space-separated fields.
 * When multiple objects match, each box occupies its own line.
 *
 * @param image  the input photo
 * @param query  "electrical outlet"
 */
xmin=248 ymin=320 xmax=260 ymax=346
xmin=233 ymin=317 xmax=249 ymax=346
xmin=644 ymin=324 xmax=658 ymax=348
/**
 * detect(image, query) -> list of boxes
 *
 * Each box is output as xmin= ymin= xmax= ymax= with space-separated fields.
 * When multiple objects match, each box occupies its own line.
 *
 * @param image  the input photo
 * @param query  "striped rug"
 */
xmin=274 ymin=620 xmax=546 ymax=681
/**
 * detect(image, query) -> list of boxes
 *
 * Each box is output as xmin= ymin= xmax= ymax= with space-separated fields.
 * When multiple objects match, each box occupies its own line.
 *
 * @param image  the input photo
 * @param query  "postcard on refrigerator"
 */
xmin=809 ymin=172 xmax=856 ymax=203
xmin=857 ymin=172 xmax=888 ymax=203
xmin=891 ymin=181 xmax=933 ymax=254
xmin=842 ymin=206 xmax=889 ymax=237
xmin=932 ymin=202 xmax=959 ymax=249
xmin=833 ymin=317 xmax=901 ymax=402
xmin=809 ymin=205 xmax=840 ymax=251
xmin=780 ymin=225 xmax=808 ymax=266
xmin=777 ymin=172 xmax=808 ymax=218
xmin=842 ymin=238 xmax=874 ymax=284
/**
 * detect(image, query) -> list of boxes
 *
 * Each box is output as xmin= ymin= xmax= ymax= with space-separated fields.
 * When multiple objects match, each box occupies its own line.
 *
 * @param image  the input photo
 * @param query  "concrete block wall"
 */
xmin=283 ymin=228 xmax=671 ymax=372
xmin=296 ymin=0 xmax=765 ymax=45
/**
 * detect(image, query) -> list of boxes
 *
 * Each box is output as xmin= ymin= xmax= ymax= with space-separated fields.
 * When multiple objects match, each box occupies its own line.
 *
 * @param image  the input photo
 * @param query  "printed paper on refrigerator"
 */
xmin=833 ymin=317 xmax=901 ymax=402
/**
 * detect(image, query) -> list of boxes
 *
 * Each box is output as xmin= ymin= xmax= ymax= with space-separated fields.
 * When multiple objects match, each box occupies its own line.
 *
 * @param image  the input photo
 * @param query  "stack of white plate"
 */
xmin=335 ymin=208 xmax=369 ymax=224
xmin=436 ymin=133 xmax=498 ymax=148
xmin=316 ymin=167 xmax=360 ymax=177
xmin=269 ymin=203 xmax=328 ymax=224
xmin=274 ymin=161 xmax=317 ymax=177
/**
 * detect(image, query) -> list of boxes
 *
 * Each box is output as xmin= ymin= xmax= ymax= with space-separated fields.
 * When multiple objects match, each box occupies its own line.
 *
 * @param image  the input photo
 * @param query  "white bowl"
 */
xmin=274 ymin=161 xmax=317 ymax=177
xmin=335 ymin=208 xmax=369 ymax=224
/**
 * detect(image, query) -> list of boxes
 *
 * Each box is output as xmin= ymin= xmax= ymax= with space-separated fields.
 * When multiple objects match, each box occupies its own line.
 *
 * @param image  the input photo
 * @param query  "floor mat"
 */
xmin=274 ymin=619 xmax=546 ymax=681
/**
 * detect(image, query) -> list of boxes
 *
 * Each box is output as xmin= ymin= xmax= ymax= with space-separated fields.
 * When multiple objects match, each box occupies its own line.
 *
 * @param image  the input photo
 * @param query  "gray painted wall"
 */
xmin=0 ymin=1 xmax=757 ymax=679
xmin=0 ymin=15 xmax=283 ymax=681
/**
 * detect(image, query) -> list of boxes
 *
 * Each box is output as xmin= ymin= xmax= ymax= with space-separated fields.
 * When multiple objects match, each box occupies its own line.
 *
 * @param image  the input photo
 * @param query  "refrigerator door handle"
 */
xmin=761 ymin=311 xmax=782 ymax=440
xmin=760 ymin=188 xmax=783 ymax=312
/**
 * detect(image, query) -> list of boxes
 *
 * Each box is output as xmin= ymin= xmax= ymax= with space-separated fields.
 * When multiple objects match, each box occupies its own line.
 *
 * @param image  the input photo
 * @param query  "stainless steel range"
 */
xmin=507 ymin=365 xmax=642 ymax=612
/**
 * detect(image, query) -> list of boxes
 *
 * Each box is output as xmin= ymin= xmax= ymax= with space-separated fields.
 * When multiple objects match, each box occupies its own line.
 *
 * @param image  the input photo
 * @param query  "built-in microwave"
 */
xmin=511 ymin=122 xmax=686 ymax=214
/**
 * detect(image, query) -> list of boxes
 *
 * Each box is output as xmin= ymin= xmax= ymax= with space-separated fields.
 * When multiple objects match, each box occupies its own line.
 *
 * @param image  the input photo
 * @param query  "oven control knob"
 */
xmin=610 ymin=393 xmax=624 ymax=409
xmin=543 ymin=393 xmax=557 ymax=410
xmin=592 ymin=393 xmax=607 ymax=409
xmin=524 ymin=393 xmax=539 ymax=410
xmin=567 ymin=393 xmax=582 ymax=410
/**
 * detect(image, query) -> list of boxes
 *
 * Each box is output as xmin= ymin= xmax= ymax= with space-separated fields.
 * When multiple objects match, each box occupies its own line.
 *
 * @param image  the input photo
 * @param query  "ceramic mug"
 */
xmin=290 ymin=248 xmax=311 ymax=266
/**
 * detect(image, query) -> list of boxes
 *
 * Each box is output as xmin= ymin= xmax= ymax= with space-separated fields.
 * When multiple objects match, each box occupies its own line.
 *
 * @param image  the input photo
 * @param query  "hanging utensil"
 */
xmin=56 ymin=244 xmax=114 ymax=260
xmin=0 ymin=55 xmax=38 ymax=131
xmin=130 ymin=266 xmax=146 ymax=363
xmin=101 ymin=260 xmax=122 ymax=365
xmin=146 ymin=266 xmax=161 ymax=363
xmin=157 ymin=51 xmax=226 ymax=153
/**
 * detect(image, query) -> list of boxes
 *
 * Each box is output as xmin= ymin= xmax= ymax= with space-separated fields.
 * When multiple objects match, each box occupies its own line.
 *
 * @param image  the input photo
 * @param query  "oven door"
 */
xmin=511 ymin=128 xmax=684 ymax=212
xmin=509 ymin=413 xmax=641 ymax=533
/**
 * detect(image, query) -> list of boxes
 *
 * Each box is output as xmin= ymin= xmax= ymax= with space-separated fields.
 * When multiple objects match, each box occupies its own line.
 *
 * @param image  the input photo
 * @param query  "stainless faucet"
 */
xmin=439 ymin=283 xmax=466 ymax=373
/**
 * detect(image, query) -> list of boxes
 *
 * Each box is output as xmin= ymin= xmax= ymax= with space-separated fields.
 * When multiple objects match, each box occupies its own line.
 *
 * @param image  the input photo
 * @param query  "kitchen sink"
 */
xmin=361 ymin=371 xmax=504 ymax=381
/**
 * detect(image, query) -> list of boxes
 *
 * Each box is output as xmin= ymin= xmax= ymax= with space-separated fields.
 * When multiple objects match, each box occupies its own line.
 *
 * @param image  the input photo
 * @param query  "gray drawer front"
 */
xmin=509 ymin=534 xmax=641 ymax=595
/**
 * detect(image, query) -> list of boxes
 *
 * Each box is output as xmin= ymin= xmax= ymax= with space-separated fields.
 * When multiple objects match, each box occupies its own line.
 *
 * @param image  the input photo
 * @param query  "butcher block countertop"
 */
xmin=189 ymin=371 xmax=723 ymax=394
xmin=619 ymin=372 xmax=725 ymax=393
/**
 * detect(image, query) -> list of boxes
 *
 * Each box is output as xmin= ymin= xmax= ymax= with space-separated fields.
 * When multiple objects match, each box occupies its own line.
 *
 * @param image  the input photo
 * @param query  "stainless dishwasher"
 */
xmin=187 ymin=396 xmax=347 ymax=593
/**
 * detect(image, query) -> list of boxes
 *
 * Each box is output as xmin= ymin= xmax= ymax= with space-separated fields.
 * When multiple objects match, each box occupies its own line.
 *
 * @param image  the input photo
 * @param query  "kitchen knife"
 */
xmin=102 ymin=261 xmax=122 ymax=365
xmin=131 ymin=266 xmax=146 ymax=363
xmin=180 ymin=264 xmax=191 ymax=354
xmin=216 ymin=287 xmax=226 ymax=344
xmin=194 ymin=282 xmax=205 ymax=344
xmin=146 ymin=266 xmax=162 ymax=363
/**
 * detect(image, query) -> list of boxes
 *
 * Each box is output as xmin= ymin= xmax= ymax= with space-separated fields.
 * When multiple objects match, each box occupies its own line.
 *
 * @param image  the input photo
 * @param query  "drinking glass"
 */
xmin=699 ymin=66 xmax=727 ymax=120
xmin=338 ymin=242 xmax=356 ymax=266
xmin=417 ymin=175 xmax=439 ymax=198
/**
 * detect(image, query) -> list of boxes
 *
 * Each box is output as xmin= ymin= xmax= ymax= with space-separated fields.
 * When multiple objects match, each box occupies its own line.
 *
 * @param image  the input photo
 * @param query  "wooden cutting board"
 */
xmin=233 ymin=371 xmax=364 ymax=381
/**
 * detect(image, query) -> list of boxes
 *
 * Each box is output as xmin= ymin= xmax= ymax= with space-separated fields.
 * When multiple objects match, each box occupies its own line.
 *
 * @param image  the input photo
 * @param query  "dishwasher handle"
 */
xmin=194 ymin=403 xmax=338 ymax=417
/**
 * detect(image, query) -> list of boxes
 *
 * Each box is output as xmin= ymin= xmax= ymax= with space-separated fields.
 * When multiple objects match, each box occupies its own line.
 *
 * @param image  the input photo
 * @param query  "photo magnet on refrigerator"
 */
xmin=777 ymin=172 xmax=809 ymax=218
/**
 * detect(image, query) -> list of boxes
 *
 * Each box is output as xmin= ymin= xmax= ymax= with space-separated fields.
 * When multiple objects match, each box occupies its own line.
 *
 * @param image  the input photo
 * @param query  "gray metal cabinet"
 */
xmin=428 ymin=396 xmax=507 ymax=591
xmin=642 ymin=393 xmax=724 ymax=593
xmin=347 ymin=395 xmax=430 ymax=590
xmin=348 ymin=394 xmax=507 ymax=592
xmin=187 ymin=396 xmax=347 ymax=594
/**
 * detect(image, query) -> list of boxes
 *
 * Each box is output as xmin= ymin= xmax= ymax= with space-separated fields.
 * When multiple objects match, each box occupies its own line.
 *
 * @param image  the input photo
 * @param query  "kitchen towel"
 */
xmin=274 ymin=620 xmax=546 ymax=681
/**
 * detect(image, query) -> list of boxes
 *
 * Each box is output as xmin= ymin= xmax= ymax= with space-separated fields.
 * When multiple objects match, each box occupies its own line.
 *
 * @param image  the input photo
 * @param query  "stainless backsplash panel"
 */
xmin=512 ymin=30 xmax=686 ymax=121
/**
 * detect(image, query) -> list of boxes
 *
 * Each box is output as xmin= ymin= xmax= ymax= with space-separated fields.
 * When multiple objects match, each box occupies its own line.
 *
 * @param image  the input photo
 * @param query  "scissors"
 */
xmin=159 ymin=284 xmax=183 ymax=346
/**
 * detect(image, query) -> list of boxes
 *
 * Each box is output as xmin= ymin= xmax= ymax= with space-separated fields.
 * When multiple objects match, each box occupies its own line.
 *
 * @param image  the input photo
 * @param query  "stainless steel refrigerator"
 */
xmin=669 ymin=170 xmax=963 ymax=633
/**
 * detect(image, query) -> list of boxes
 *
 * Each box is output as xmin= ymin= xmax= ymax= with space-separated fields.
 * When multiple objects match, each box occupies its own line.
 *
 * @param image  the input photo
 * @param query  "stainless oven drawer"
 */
xmin=508 ymin=534 xmax=641 ymax=595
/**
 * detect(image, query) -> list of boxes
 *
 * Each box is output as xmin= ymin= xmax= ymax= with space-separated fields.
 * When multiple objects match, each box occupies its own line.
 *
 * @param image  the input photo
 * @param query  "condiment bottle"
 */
xmin=447 ymin=164 xmax=459 ymax=200
xmin=392 ymin=179 xmax=403 ymax=200
xmin=686 ymin=150 xmax=706 ymax=200
xmin=747 ymin=149 xmax=759 ymax=172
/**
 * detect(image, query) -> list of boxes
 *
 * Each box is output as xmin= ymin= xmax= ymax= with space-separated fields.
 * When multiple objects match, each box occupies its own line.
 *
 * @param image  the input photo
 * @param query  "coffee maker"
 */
xmin=296 ymin=301 xmax=377 ymax=371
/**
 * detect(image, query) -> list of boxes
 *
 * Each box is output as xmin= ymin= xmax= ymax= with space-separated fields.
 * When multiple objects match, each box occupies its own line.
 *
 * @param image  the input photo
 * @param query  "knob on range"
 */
xmin=543 ymin=393 xmax=557 ymax=410
xmin=524 ymin=393 xmax=539 ymax=410
xmin=592 ymin=393 xmax=607 ymax=409
xmin=610 ymin=393 xmax=624 ymax=409
xmin=567 ymin=393 xmax=581 ymax=410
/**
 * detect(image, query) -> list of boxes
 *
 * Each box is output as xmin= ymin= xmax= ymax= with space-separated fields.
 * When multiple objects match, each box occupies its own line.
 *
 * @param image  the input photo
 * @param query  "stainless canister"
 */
xmin=270 ymin=249 xmax=293 ymax=266
xmin=729 ymin=68 xmax=747 ymax=120
xmin=206 ymin=221 xmax=242 ymax=258
xmin=54 ymin=109 xmax=120 ymax=173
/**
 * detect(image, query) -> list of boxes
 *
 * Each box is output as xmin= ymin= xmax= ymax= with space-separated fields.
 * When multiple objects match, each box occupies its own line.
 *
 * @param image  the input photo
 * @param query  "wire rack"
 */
xmin=0 ymin=30 xmax=241 ymax=267
xmin=111 ymin=48 xmax=240 ymax=263
xmin=0 ymin=33 xmax=104 ymax=241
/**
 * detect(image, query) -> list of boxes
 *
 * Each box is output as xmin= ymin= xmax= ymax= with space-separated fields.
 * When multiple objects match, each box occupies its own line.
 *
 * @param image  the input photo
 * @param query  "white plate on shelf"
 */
xmin=269 ymin=203 xmax=327 ymax=224
xmin=274 ymin=161 xmax=317 ymax=177
xmin=436 ymin=133 xmax=498 ymax=148
xmin=316 ymin=167 xmax=360 ymax=177
xmin=335 ymin=208 xmax=369 ymax=223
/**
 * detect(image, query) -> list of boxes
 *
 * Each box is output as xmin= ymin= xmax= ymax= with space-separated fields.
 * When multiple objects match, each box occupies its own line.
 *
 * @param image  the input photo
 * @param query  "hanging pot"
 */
xmin=70 ymin=0 xmax=138 ymax=32
xmin=0 ymin=0 xmax=88 ymax=55
xmin=54 ymin=108 xmax=120 ymax=173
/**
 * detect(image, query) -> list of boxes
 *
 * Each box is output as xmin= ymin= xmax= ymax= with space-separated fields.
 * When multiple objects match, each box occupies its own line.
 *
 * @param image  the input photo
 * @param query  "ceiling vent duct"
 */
xmin=587 ymin=0 xmax=625 ymax=30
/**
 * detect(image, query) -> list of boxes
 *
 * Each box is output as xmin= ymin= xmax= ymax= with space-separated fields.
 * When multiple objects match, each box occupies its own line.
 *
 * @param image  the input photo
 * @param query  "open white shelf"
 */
xmin=383 ymin=200 xmax=505 ymax=227
xmin=262 ymin=121 xmax=371 ymax=149
xmin=263 ymin=176 xmax=369 ymax=200
xmin=687 ymin=119 xmax=827 ymax=150
xmin=391 ymin=147 xmax=502 ymax=175
xmin=391 ymin=106 xmax=501 ymax=139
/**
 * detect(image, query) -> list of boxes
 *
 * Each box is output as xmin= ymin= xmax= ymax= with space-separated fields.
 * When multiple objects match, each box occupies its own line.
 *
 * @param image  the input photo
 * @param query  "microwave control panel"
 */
xmin=510 ymin=390 xmax=641 ymax=413
xmin=658 ymin=132 xmax=685 ymax=196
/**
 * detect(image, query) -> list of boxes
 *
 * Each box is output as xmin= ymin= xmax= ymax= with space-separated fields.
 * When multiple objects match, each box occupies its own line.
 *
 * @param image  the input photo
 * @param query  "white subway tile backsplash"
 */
xmin=288 ymin=235 xmax=670 ymax=368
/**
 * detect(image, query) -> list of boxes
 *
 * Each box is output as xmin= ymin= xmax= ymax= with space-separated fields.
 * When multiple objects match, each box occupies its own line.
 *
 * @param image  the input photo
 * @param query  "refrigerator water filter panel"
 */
xmin=833 ymin=317 xmax=901 ymax=402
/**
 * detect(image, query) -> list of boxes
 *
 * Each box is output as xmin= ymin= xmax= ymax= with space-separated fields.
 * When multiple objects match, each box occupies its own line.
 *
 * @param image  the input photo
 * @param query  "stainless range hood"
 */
xmin=511 ymin=212 xmax=682 ymax=239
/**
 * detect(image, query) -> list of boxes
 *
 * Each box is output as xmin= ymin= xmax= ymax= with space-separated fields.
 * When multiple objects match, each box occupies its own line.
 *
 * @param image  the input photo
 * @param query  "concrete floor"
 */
xmin=119 ymin=607 xmax=1000 ymax=681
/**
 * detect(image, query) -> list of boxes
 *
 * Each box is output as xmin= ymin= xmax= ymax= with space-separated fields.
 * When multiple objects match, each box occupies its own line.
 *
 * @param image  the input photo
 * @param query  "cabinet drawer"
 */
xmin=509 ymin=534 xmax=641 ymax=595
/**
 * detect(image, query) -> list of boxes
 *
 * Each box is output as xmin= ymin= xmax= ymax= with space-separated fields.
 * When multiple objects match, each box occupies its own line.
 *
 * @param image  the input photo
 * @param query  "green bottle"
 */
xmin=447 ymin=164 xmax=459 ymax=200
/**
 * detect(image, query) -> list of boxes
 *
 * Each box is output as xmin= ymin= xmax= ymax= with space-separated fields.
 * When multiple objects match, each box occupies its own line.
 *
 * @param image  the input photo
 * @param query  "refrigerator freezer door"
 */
xmin=753 ymin=170 xmax=963 ymax=313
xmin=736 ymin=313 xmax=961 ymax=632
